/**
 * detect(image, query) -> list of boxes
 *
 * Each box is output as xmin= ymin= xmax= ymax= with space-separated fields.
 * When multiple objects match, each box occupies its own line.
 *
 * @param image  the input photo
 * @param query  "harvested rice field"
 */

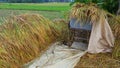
xmin=0 ymin=9 xmax=65 ymax=23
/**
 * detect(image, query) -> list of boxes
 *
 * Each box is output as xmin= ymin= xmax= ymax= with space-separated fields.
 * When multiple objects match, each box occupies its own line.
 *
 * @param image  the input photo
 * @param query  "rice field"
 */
xmin=0 ymin=3 xmax=70 ymax=23
xmin=0 ymin=3 xmax=70 ymax=11
xmin=0 ymin=9 xmax=66 ymax=24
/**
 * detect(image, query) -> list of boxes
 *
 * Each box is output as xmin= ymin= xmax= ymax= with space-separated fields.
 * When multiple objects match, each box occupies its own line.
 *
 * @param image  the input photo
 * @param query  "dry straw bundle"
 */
xmin=0 ymin=14 xmax=63 ymax=68
xmin=109 ymin=15 xmax=120 ymax=59
xmin=109 ymin=15 xmax=120 ymax=40
xmin=53 ymin=19 xmax=69 ymax=43
xmin=70 ymin=3 xmax=106 ymax=23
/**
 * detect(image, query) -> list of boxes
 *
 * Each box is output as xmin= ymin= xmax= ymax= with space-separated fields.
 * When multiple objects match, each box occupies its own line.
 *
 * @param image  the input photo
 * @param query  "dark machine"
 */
xmin=67 ymin=18 xmax=92 ymax=47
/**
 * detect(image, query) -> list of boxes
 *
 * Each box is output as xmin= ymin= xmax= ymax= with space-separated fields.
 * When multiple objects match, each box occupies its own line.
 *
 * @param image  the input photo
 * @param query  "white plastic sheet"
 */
xmin=27 ymin=42 xmax=87 ymax=68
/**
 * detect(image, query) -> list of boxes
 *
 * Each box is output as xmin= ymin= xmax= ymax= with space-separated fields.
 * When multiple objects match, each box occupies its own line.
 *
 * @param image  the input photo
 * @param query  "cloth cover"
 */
xmin=26 ymin=42 xmax=86 ymax=68
xmin=88 ymin=18 xmax=114 ymax=53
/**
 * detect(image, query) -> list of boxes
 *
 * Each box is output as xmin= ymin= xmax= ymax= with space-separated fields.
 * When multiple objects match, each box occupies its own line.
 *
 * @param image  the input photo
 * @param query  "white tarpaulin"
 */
xmin=26 ymin=42 xmax=87 ymax=68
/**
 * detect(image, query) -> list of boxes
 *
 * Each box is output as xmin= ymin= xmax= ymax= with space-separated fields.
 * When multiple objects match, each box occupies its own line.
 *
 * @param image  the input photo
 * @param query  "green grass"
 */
xmin=0 ymin=3 xmax=71 ymax=11
xmin=0 ymin=3 xmax=71 ymax=24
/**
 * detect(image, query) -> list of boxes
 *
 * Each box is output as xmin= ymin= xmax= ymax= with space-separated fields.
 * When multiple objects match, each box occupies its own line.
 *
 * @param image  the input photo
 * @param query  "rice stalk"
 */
xmin=0 ymin=14 xmax=62 ymax=68
xmin=53 ymin=19 xmax=69 ymax=42
xmin=108 ymin=15 xmax=120 ymax=60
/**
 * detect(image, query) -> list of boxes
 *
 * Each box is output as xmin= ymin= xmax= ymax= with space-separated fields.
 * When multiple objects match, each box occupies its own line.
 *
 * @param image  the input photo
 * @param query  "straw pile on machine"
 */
xmin=70 ymin=2 xmax=120 ymax=59
xmin=70 ymin=3 xmax=120 ymax=67
xmin=70 ymin=3 xmax=106 ymax=24
xmin=0 ymin=14 xmax=67 ymax=68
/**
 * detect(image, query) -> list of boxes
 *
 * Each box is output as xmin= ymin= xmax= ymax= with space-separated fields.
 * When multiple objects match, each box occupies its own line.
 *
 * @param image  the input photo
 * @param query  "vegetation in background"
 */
xmin=2 ymin=0 xmax=71 ymax=3
xmin=71 ymin=0 xmax=119 ymax=14
xmin=0 ymin=3 xmax=70 ymax=11
xmin=102 ymin=0 xmax=119 ymax=14
xmin=0 ymin=9 xmax=65 ymax=24
xmin=0 ymin=3 xmax=70 ymax=23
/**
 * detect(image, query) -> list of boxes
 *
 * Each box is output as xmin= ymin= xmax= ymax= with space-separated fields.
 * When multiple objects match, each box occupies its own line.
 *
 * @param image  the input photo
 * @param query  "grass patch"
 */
xmin=0 ymin=3 xmax=71 ymax=11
